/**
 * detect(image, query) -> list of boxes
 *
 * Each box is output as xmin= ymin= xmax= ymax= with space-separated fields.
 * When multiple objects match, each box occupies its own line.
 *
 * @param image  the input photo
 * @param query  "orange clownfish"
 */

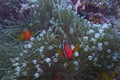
xmin=58 ymin=39 xmax=79 ymax=60
xmin=18 ymin=28 xmax=34 ymax=41
xmin=24 ymin=28 xmax=31 ymax=41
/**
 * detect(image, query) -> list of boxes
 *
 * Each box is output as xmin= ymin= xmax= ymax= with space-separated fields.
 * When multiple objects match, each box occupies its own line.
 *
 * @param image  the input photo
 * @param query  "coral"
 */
xmin=10 ymin=7 xmax=120 ymax=80
xmin=0 ymin=0 xmax=120 ymax=80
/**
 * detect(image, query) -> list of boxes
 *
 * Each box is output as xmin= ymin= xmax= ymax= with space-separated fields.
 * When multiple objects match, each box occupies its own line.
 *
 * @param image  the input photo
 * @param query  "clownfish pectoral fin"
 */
xmin=73 ymin=44 xmax=79 ymax=53
xmin=57 ymin=50 xmax=64 ymax=58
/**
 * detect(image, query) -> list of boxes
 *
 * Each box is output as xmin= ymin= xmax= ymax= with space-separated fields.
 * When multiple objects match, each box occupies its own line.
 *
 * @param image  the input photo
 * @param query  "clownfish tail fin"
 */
xmin=18 ymin=32 xmax=25 ymax=41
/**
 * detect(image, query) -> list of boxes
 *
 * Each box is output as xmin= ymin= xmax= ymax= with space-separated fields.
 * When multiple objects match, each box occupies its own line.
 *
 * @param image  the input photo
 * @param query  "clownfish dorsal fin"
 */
xmin=18 ymin=31 xmax=25 ymax=41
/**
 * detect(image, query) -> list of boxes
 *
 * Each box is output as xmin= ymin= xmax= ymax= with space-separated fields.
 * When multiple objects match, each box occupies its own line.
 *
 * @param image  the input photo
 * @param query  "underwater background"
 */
xmin=0 ymin=0 xmax=120 ymax=80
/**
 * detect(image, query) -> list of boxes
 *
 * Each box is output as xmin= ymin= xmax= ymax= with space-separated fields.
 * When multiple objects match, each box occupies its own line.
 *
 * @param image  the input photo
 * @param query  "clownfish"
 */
xmin=24 ymin=28 xmax=31 ymax=41
xmin=18 ymin=28 xmax=34 ymax=41
xmin=58 ymin=39 xmax=79 ymax=60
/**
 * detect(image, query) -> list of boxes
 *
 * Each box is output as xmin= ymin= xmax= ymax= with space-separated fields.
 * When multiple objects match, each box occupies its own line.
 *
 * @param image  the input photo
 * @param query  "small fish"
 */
xmin=62 ymin=40 xmax=73 ymax=60
xmin=58 ymin=39 xmax=79 ymax=60
xmin=24 ymin=28 xmax=31 ymax=41
xmin=18 ymin=28 xmax=34 ymax=41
